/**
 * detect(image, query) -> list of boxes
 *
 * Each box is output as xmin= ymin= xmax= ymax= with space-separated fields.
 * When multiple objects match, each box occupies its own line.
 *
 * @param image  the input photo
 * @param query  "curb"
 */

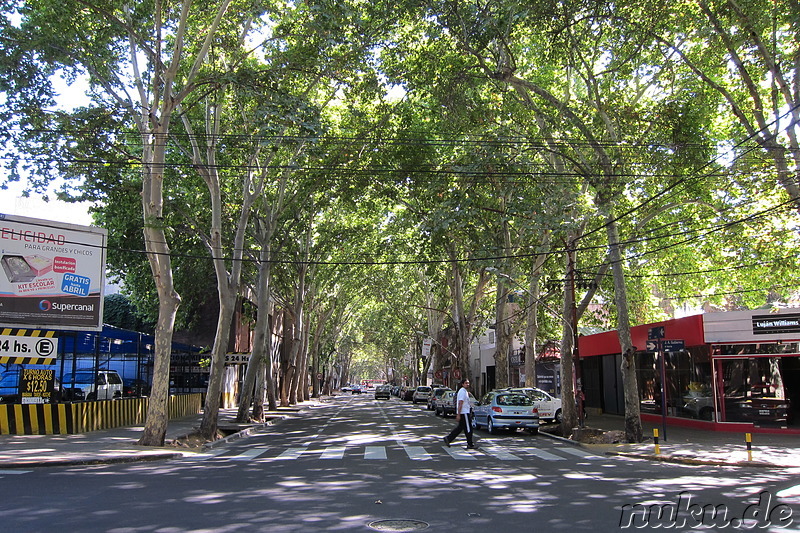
xmin=0 ymin=452 xmax=185 ymax=469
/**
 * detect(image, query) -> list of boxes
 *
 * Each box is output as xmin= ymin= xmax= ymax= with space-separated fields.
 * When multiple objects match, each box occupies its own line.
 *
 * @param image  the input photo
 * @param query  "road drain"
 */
xmin=367 ymin=519 xmax=430 ymax=531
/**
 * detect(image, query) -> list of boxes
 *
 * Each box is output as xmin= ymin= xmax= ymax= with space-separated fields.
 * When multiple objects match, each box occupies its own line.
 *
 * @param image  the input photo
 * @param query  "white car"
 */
xmin=61 ymin=369 xmax=123 ymax=401
xmin=412 ymin=386 xmax=432 ymax=404
xmin=507 ymin=387 xmax=562 ymax=423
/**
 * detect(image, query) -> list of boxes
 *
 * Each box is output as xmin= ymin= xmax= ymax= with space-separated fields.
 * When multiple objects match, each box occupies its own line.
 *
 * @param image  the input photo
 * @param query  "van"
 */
xmin=61 ymin=369 xmax=123 ymax=400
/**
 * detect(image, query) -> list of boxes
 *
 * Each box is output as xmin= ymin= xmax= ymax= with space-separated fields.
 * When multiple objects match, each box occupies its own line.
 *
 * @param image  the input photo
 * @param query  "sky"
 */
xmin=1 ymin=183 xmax=95 ymax=227
xmin=2 ymin=71 xmax=95 ymax=227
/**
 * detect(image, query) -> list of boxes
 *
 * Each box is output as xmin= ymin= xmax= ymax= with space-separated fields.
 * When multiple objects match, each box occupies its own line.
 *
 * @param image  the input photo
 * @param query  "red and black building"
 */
xmin=578 ymin=308 xmax=800 ymax=434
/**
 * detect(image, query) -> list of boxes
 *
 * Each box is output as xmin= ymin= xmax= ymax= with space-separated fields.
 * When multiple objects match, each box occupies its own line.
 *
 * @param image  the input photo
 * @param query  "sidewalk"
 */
xmin=0 ymin=402 xmax=797 ymax=468
xmin=542 ymin=413 xmax=800 ymax=468
xmin=0 ymin=404 xmax=315 ymax=468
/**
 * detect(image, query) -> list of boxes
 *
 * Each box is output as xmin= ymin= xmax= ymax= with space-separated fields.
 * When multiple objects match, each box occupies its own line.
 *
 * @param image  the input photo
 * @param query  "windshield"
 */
xmin=496 ymin=394 xmax=535 ymax=406
xmin=62 ymin=372 xmax=95 ymax=384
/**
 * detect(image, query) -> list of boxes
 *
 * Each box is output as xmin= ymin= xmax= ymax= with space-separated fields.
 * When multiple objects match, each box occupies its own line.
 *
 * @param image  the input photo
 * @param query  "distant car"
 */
xmin=399 ymin=386 xmax=415 ymax=401
xmin=412 ymin=386 xmax=432 ymax=404
xmin=473 ymin=390 xmax=539 ymax=435
xmin=123 ymin=378 xmax=151 ymax=397
xmin=341 ymin=385 xmax=353 ymax=392
xmin=506 ymin=387 xmax=562 ymax=423
xmin=434 ymin=390 xmax=477 ymax=417
xmin=427 ymin=387 xmax=452 ymax=410
xmin=374 ymin=385 xmax=391 ymax=400
xmin=351 ymin=385 xmax=363 ymax=394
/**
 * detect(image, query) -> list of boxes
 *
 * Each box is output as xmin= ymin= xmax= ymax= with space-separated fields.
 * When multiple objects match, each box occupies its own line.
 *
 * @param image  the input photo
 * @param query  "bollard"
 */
xmin=746 ymin=433 xmax=752 ymax=462
xmin=654 ymin=428 xmax=660 ymax=455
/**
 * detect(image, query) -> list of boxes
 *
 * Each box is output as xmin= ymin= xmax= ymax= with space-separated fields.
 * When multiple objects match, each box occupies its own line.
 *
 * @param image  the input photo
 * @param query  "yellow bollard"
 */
xmin=654 ymin=428 xmax=660 ymax=455
xmin=746 ymin=433 xmax=752 ymax=462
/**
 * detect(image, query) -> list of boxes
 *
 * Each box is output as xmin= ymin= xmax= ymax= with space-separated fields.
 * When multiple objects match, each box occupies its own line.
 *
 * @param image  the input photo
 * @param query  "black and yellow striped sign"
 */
xmin=0 ymin=329 xmax=58 ymax=365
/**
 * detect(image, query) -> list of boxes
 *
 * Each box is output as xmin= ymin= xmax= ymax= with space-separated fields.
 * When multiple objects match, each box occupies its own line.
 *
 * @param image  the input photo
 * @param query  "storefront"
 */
xmin=578 ymin=309 xmax=800 ymax=433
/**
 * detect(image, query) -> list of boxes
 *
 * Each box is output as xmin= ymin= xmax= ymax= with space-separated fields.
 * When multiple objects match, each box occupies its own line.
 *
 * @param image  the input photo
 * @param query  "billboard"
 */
xmin=0 ymin=213 xmax=107 ymax=331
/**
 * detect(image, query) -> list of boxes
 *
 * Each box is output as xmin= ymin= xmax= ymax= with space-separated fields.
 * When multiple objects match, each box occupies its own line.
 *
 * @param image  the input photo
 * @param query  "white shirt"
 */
xmin=456 ymin=387 xmax=471 ymax=414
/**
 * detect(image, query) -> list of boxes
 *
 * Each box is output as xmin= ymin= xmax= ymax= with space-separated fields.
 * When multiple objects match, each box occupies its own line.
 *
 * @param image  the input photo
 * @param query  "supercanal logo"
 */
xmin=38 ymin=300 xmax=94 ymax=313
xmin=619 ymin=491 xmax=793 ymax=529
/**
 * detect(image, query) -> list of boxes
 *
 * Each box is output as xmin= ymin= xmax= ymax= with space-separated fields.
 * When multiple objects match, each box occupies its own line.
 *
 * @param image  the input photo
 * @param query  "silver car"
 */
xmin=473 ymin=391 xmax=539 ymax=435
xmin=412 ymin=386 xmax=432 ymax=404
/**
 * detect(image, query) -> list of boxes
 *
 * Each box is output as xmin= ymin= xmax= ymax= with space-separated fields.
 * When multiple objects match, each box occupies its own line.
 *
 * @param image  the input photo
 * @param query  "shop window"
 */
xmin=636 ymin=346 xmax=713 ymax=420
xmin=718 ymin=357 xmax=791 ymax=426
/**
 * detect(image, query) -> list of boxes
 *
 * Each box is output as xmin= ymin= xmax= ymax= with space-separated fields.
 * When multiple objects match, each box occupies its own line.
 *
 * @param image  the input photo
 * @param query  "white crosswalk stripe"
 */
xmin=276 ymin=447 xmax=307 ymax=460
xmin=193 ymin=444 xmax=604 ymax=463
xmin=404 ymin=446 xmax=432 ymax=460
xmin=364 ymin=446 xmax=387 ymax=460
xmin=555 ymin=446 xmax=601 ymax=459
xmin=229 ymin=447 xmax=270 ymax=460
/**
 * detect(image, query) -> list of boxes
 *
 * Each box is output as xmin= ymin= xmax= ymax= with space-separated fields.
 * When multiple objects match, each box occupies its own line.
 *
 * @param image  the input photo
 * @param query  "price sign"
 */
xmin=20 ymin=368 xmax=56 ymax=404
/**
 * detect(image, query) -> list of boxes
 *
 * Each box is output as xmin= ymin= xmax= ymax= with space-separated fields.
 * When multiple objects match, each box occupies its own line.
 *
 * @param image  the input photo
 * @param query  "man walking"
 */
xmin=443 ymin=378 xmax=475 ymax=449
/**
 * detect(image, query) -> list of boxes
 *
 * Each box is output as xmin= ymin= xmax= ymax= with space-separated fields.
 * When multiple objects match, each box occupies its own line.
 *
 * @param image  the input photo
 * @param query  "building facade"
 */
xmin=578 ymin=308 xmax=800 ymax=433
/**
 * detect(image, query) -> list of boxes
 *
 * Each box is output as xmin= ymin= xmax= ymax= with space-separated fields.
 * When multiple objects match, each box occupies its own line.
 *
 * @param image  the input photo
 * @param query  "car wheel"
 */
xmin=435 ymin=406 xmax=441 ymax=416
xmin=87 ymin=392 xmax=96 ymax=401
xmin=554 ymin=409 xmax=563 ymax=424
xmin=488 ymin=417 xmax=498 ymax=434
xmin=528 ymin=427 xmax=539 ymax=435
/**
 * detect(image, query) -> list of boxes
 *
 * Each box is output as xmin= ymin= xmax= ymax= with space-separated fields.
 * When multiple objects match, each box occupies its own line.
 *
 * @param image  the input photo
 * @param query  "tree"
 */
xmin=1 ymin=0 xmax=244 ymax=445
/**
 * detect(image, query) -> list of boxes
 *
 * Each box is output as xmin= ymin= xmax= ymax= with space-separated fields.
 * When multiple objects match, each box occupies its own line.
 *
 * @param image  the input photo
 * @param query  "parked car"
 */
xmin=123 ymin=378 xmax=151 ymax=397
xmin=399 ymin=386 xmax=415 ymax=401
xmin=351 ymin=385 xmax=363 ymax=394
xmin=60 ymin=369 xmax=123 ymax=401
xmin=506 ymin=387 xmax=562 ymax=423
xmin=434 ymin=389 xmax=477 ymax=417
xmin=473 ymin=390 xmax=539 ymax=434
xmin=341 ymin=385 xmax=353 ymax=392
xmin=374 ymin=385 xmax=392 ymax=400
xmin=412 ymin=386 xmax=432 ymax=404
xmin=427 ymin=387 xmax=452 ymax=410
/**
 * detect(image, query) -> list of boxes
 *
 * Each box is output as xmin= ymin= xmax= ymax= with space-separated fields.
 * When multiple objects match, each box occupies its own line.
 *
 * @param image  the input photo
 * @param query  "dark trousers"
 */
xmin=446 ymin=412 xmax=473 ymax=446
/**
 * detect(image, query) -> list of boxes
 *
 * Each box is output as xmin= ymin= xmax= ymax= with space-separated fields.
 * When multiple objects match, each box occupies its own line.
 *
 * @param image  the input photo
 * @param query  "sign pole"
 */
xmin=659 ymin=340 xmax=667 ymax=442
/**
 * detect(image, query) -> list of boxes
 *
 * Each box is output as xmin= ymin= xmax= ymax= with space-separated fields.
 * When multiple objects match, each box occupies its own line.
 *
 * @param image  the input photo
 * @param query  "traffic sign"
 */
xmin=648 ymin=326 xmax=665 ymax=340
xmin=663 ymin=340 xmax=685 ymax=352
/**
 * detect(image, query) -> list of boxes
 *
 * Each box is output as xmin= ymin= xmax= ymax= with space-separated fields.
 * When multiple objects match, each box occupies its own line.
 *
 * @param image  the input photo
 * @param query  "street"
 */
xmin=1 ymin=394 xmax=799 ymax=532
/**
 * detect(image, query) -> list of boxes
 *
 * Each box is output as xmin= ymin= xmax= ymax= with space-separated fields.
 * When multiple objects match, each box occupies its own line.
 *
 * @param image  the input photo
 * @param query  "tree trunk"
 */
xmin=603 ymin=210 xmax=643 ymax=443
xmin=137 ymin=127 xmax=181 ymax=447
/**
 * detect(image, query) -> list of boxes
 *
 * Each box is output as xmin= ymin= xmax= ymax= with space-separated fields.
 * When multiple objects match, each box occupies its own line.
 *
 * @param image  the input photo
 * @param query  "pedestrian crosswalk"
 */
xmin=189 ymin=444 xmax=603 ymax=463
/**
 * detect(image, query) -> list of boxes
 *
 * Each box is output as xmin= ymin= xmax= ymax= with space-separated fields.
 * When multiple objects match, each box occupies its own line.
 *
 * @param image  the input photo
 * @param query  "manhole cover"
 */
xmin=367 ymin=519 xmax=430 ymax=531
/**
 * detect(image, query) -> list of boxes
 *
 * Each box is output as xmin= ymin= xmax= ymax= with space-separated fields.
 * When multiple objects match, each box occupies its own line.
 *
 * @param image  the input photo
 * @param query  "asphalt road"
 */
xmin=1 ymin=393 xmax=799 ymax=532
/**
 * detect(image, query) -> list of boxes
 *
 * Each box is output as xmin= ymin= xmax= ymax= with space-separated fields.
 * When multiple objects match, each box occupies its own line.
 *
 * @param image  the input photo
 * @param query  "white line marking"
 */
xmin=405 ymin=446 xmax=432 ymax=460
xmin=364 ymin=446 xmax=387 ymax=460
xmin=523 ymin=448 xmax=566 ymax=461
xmin=320 ymin=446 xmax=346 ymax=459
xmin=444 ymin=446 xmax=478 ymax=460
xmin=276 ymin=447 xmax=307 ymax=460
xmin=229 ymin=447 xmax=270 ymax=460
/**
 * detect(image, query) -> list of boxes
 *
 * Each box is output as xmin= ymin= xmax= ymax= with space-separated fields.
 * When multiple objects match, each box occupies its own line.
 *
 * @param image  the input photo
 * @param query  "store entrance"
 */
xmin=782 ymin=357 xmax=800 ymax=426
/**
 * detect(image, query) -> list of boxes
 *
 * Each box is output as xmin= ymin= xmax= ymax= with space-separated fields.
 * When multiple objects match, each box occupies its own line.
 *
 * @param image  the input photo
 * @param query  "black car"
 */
xmin=123 ymin=378 xmax=151 ymax=397
xmin=374 ymin=385 xmax=391 ymax=400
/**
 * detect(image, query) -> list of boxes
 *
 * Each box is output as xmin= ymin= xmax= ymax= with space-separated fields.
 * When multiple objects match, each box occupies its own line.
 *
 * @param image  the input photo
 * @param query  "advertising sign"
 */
xmin=19 ymin=367 xmax=56 ymax=404
xmin=0 ymin=214 xmax=107 ymax=330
